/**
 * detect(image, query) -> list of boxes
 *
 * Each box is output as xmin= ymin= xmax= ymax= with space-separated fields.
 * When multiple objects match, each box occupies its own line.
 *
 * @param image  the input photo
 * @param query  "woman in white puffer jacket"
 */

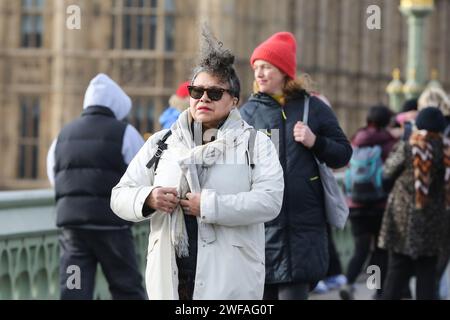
xmin=110 ymin=29 xmax=284 ymax=300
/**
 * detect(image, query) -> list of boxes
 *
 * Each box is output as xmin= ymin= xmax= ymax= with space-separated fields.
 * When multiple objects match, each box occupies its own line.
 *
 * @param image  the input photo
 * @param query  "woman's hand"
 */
xmin=293 ymin=121 xmax=316 ymax=148
xmin=146 ymin=187 xmax=179 ymax=214
xmin=180 ymin=193 xmax=201 ymax=217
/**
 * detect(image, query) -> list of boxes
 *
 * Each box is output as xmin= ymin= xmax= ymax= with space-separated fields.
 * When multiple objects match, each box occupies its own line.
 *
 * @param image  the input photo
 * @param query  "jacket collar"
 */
xmin=250 ymin=92 xmax=282 ymax=108
xmin=82 ymin=105 xmax=116 ymax=118
xmin=250 ymin=90 xmax=308 ymax=108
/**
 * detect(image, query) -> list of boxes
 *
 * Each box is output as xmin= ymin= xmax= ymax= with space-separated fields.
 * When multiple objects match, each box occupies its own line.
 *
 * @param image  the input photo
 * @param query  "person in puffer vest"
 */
xmin=46 ymin=73 xmax=146 ymax=300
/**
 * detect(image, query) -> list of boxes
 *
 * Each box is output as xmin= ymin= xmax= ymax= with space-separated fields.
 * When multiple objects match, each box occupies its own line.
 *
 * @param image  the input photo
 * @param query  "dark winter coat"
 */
xmin=352 ymin=126 xmax=397 ymax=162
xmin=240 ymin=91 xmax=352 ymax=284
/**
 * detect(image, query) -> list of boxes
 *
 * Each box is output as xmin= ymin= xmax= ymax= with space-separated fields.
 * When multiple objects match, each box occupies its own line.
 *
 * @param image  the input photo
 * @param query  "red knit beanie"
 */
xmin=250 ymin=32 xmax=297 ymax=79
xmin=176 ymin=81 xmax=190 ymax=98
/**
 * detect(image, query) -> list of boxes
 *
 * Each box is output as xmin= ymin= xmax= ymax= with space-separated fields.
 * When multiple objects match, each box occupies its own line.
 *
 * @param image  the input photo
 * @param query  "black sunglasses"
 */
xmin=188 ymin=86 xmax=232 ymax=101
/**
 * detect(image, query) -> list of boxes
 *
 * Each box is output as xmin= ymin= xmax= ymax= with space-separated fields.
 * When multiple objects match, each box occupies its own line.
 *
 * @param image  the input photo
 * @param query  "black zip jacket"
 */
xmin=240 ymin=91 xmax=352 ymax=284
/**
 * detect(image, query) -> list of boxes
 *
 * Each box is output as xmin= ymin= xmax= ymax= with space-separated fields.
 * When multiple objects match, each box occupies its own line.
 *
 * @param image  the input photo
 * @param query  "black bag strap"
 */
xmin=146 ymin=130 xmax=172 ymax=171
xmin=248 ymin=129 xmax=257 ymax=170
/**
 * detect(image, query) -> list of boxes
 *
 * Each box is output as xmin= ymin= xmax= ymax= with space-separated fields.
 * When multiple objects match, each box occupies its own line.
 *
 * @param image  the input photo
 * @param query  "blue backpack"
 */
xmin=345 ymin=145 xmax=385 ymax=203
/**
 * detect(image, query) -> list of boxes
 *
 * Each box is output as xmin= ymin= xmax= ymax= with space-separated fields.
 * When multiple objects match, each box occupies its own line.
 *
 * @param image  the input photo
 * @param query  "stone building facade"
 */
xmin=0 ymin=0 xmax=449 ymax=189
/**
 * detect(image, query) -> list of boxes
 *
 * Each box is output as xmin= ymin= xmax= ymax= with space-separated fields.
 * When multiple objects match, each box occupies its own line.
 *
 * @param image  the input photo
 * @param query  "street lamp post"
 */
xmin=386 ymin=68 xmax=405 ymax=113
xmin=400 ymin=0 xmax=434 ymax=99
xmin=387 ymin=0 xmax=437 ymax=111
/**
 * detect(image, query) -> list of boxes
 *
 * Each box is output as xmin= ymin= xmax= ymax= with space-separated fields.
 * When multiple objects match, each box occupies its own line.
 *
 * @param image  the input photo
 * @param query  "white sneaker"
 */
xmin=312 ymin=281 xmax=329 ymax=294
xmin=324 ymin=275 xmax=347 ymax=290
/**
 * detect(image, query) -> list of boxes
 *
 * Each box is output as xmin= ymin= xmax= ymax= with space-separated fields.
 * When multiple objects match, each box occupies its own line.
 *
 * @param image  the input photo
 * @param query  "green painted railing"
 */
xmin=0 ymin=189 xmax=149 ymax=300
xmin=333 ymin=172 xmax=354 ymax=270
xmin=0 ymin=187 xmax=353 ymax=300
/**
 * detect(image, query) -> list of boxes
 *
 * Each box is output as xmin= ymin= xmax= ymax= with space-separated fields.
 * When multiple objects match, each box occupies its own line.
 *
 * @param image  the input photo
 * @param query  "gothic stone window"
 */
xmin=111 ymin=0 xmax=175 ymax=51
xmin=21 ymin=0 xmax=45 ymax=48
xmin=18 ymin=96 xmax=40 ymax=179
xmin=127 ymin=97 xmax=155 ymax=135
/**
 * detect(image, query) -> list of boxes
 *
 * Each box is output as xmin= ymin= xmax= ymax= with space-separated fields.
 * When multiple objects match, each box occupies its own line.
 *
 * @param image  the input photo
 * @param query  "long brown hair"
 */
xmin=283 ymin=73 xmax=317 ymax=98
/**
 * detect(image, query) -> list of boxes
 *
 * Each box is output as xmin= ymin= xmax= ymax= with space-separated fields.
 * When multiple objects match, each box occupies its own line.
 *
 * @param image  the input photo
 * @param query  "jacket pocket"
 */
xmin=147 ymin=236 xmax=159 ymax=255
xmin=230 ymin=239 xmax=266 ymax=296
xmin=231 ymin=239 xmax=265 ymax=266
xmin=307 ymin=177 xmax=324 ymax=201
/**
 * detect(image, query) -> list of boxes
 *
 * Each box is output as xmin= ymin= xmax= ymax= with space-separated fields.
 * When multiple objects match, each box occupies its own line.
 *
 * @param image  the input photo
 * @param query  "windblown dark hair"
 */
xmin=191 ymin=25 xmax=241 ymax=101
xmin=283 ymin=74 xmax=316 ymax=98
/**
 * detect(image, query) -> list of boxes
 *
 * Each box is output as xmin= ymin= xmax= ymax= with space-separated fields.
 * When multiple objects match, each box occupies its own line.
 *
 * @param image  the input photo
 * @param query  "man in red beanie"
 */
xmin=159 ymin=81 xmax=190 ymax=129
xmin=241 ymin=32 xmax=352 ymax=300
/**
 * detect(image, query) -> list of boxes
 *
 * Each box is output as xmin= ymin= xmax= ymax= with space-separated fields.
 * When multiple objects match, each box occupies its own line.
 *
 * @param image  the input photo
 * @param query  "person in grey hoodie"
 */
xmin=47 ymin=73 xmax=146 ymax=300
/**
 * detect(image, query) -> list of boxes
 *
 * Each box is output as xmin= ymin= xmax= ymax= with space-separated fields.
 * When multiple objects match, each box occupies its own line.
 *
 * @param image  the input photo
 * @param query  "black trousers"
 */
xmin=263 ymin=282 xmax=310 ymax=300
xmin=59 ymin=228 xmax=146 ymax=300
xmin=327 ymin=224 xmax=343 ymax=276
xmin=176 ymin=215 xmax=198 ymax=300
xmin=345 ymin=210 xmax=387 ymax=295
xmin=436 ymin=250 xmax=450 ymax=298
xmin=382 ymin=252 xmax=438 ymax=300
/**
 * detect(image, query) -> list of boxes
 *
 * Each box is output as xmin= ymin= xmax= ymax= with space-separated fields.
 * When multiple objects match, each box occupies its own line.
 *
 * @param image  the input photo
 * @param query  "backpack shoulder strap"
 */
xmin=248 ymin=129 xmax=257 ymax=170
xmin=146 ymin=130 xmax=172 ymax=171
xmin=402 ymin=121 xmax=413 ymax=141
